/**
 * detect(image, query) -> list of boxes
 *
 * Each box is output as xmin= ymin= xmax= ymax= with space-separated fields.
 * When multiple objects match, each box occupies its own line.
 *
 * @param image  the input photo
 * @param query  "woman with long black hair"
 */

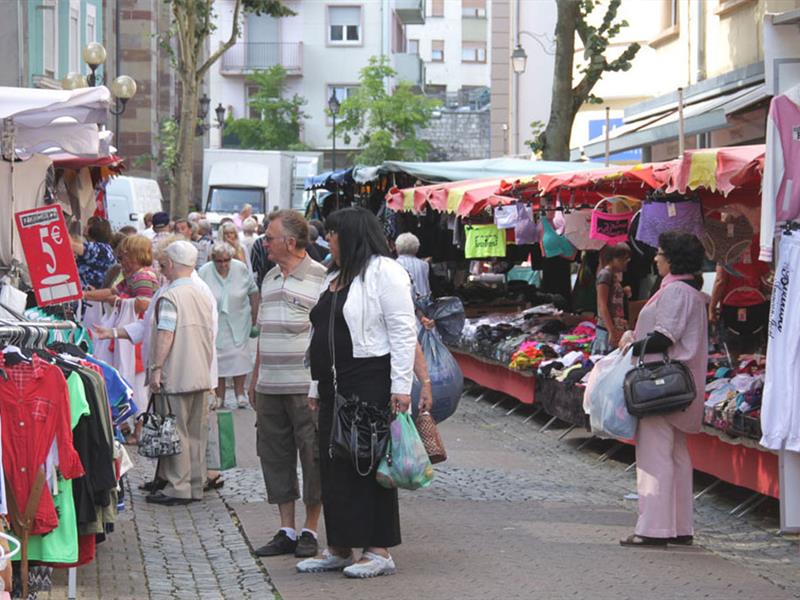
xmin=297 ymin=207 xmax=417 ymax=579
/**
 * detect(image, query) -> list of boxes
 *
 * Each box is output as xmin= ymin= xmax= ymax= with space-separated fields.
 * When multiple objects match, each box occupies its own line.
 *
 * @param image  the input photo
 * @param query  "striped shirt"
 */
xmin=256 ymin=254 xmax=327 ymax=395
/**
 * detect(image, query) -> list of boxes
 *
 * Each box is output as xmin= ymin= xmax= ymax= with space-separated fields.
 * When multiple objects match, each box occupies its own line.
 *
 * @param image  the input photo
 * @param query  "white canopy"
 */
xmin=0 ymin=86 xmax=111 ymax=158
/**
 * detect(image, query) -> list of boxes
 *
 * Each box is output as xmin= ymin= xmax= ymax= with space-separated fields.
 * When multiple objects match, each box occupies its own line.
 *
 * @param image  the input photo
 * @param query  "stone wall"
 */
xmin=419 ymin=109 xmax=491 ymax=161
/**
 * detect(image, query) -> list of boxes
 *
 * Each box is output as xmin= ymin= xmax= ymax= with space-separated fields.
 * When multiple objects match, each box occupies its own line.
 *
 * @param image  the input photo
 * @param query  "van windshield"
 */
xmin=207 ymin=187 xmax=265 ymax=213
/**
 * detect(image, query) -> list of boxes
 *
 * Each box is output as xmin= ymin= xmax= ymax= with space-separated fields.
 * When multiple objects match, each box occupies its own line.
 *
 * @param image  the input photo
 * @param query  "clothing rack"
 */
xmin=0 ymin=313 xmax=81 ymax=600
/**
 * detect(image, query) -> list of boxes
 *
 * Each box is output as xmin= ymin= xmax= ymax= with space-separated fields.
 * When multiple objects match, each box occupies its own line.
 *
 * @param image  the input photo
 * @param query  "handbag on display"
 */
xmin=414 ymin=410 xmax=447 ymax=464
xmin=138 ymin=394 xmax=183 ymax=458
xmin=623 ymin=336 xmax=696 ymax=417
xmin=327 ymin=289 xmax=391 ymax=476
xmin=702 ymin=213 xmax=754 ymax=265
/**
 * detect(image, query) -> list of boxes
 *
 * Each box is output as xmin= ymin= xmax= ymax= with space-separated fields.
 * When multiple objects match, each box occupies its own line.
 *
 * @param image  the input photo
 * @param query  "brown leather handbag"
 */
xmin=415 ymin=411 xmax=447 ymax=464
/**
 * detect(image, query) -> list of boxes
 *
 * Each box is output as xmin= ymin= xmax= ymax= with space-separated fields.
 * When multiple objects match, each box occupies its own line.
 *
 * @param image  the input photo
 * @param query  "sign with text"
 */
xmin=15 ymin=205 xmax=82 ymax=307
xmin=465 ymin=224 xmax=507 ymax=259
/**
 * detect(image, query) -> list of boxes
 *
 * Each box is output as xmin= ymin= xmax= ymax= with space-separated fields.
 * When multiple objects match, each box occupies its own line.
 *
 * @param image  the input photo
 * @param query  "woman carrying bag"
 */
xmin=618 ymin=231 xmax=708 ymax=547
xmin=298 ymin=207 xmax=417 ymax=579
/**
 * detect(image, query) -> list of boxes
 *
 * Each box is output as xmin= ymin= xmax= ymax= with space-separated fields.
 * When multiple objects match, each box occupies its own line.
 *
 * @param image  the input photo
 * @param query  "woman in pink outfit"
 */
xmin=619 ymin=231 xmax=709 ymax=547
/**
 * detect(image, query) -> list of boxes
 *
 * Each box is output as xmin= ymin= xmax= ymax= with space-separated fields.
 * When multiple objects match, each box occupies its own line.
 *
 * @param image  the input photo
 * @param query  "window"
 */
xmin=431 ymin=40 xmax=444 ymax=62
xmin=461 ymin=0 xmax=486 ymax=18
xmin=431 ymin=0 xmax=444 ymax=17
xmin=408 ymin=39 xmax=419 ymax=55
xmin=246 ymin=85 xmax=262 ymax=119
xmin=86 ymin=4 xmax=97 ymax=44
xmin=461 ymin=42 xmax=486 ymax=63
xmin=69 ymin=1 xmax=81 ymax=73
xmin=327 ymin=84 xmax=358 ymax=123
xmin=42 ymin=1 xmax=57 ymax=77
xmin=328 ymin=6 xmax=361 ymax=44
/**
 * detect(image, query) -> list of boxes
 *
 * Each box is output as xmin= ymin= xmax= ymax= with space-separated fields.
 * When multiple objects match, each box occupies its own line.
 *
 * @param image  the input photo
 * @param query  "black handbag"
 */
xmin=138 ymin=394 xmax=183 ymax=458
xmin=623 ymin=336 xmax=696 ymax=417
xmin=327 ymin=288 xmax=390 ymax=476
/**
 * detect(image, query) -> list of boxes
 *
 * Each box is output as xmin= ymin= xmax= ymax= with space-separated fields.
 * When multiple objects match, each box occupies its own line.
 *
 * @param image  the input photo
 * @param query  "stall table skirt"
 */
xmin=451 ymin=350 xmax=779 ymax=499
xmin=453 ymin=350 xmax=535 ymax=405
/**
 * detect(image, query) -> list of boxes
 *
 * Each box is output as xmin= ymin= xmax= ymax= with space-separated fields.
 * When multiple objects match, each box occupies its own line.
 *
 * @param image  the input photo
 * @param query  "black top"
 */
xmin=309 ymin=285 xmax=389 ymax=397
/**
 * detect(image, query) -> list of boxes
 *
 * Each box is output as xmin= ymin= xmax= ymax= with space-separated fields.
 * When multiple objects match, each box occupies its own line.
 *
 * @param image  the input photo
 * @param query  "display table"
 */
xmin=452 ymin=349 xmax=779 ymax=499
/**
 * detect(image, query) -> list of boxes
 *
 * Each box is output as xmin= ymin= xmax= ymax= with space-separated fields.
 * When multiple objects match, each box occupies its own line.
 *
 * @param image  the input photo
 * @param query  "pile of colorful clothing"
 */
xmin=703 ymin=355 xmax=765 ymax=440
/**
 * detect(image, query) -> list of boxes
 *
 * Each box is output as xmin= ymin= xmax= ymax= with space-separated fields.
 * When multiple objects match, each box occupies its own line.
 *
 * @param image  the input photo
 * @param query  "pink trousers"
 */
xmin=634 ymin=415 xmax=694 ymax=538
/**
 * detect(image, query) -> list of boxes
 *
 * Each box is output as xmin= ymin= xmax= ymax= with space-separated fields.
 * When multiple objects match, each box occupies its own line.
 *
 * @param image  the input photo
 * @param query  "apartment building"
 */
xmin=0 ymin=0 xmax=107 ymax=89
xmin=405 ymin=0 xmax=491 ymax=99
xmin=208 ymin=0 xmax=425 ymax=156
xmin=578 ymin=0 xmax=800 ymax=162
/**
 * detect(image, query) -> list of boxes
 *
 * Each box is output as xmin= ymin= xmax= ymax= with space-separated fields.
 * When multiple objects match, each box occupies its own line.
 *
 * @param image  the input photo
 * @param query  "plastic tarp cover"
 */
xmin=411 ymin=328 xmax=464 ymax=423
xmin=420 ymin=296 xmax=465 ymax=345
xmin=383 ymin=157 xmax=605 ymax=183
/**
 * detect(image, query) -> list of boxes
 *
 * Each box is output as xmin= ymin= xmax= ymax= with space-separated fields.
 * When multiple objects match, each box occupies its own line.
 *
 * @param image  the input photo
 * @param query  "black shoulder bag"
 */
xmin=327 ymin=288 xmax=391 ymax=476
xmin=623 ymin=335 xmax=696 ymax=417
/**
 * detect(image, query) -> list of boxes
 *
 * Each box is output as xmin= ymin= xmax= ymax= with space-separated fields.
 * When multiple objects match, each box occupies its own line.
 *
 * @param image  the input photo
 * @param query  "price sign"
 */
xmin=14 ymin=205 xmax=82 ymax=307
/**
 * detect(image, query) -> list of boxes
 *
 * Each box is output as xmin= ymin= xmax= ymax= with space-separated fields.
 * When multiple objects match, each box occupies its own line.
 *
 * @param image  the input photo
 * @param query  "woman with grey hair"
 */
xmin=220 ymin=221 xmax=248 ymax=265
xmin=395 ymin=232 xmax=431 ymax=300
xmin=199 ymin=241 xmax=259 ymax=408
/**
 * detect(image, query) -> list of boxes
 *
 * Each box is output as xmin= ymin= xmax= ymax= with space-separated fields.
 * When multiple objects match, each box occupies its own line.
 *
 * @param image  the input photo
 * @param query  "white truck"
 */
xmin=201 ymin=149 xmax=322 ymax=227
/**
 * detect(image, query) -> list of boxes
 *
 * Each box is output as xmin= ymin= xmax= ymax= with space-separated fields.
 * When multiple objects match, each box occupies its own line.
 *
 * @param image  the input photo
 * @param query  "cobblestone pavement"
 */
xmin=35 ymin=385 xmax=800 ymax=599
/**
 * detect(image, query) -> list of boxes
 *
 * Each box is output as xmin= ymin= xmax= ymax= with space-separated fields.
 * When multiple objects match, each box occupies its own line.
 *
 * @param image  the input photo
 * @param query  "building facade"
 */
xmin=405 ymin=0 xmax=491 ymax=96
xmin=208 ymin=0 xmax=425 ymax=160
xmin=577 ymin=0 xmax=800 ymax=162
xmin=0 ymin=0 xmax=105 ymax=89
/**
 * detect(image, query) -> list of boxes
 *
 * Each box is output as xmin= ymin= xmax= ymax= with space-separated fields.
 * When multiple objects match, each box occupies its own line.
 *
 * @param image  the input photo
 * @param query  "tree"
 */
xmin=166 ymin=0 xmax=293 ymax=217
xmin=335 ymin=56 xmax=440 ymax=165
xmin=223 ymin=66 xmax=309 ymax=150
xmin=538 ymin=0 xmax=640 ymax=160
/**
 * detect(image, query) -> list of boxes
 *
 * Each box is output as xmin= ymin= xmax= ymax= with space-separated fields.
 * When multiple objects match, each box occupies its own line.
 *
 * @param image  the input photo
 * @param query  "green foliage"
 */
xmin=132 ymin=117 xmax=179 ymax=183
xmin=335 ymin=56 xmax=440 ymax=164
xmin=573 ymin=0 xmax=641 ymax=105
xmin=524 ymin=120 xmax=546 ymax=156
xmin=223 ymin=66 xmax=309 ymax=150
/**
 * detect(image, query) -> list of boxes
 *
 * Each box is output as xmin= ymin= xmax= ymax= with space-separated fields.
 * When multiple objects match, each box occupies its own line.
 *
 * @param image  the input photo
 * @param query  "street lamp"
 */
xmin=215 ymin=103 xmax=226 ymax=129
xmin=61 ymin=42 xmax=137 ymax=116
xmin=511 ymin=44 xmax=528 ymax=75
xmin=328 ymin=91 xmax=341 ymax=173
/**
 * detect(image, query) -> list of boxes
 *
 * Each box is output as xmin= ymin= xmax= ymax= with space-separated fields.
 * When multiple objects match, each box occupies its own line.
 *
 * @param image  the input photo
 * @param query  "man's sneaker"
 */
xmin=254 ymin=531 xmax=297 ymax=557
xmin=296 ymin=550 xmax=354 ymax=573
xmin=342 ymin=552 xmax=396 ymax=578
xmin=294 ymin=531 xmax=318 ymax=558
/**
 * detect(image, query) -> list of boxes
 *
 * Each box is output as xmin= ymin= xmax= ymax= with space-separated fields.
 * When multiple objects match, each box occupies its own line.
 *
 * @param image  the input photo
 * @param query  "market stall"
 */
xmin=387 ymin=145 xmax=778 ymax=499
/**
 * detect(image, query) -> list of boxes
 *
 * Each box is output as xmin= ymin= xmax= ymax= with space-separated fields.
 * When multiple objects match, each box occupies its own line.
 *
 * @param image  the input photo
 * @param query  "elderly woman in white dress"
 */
xmin=199 ymin=242 xmax=259 ymax=408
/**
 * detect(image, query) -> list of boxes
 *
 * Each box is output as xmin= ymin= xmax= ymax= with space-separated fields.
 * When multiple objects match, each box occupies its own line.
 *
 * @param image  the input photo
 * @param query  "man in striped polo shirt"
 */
xmin=248 ymin=210 xmax=327 ymax=559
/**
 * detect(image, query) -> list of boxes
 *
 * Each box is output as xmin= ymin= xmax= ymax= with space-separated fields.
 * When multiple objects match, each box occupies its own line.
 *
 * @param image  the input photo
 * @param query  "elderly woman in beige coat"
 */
xmin=619 ymin=231 xmax=709 ymax=547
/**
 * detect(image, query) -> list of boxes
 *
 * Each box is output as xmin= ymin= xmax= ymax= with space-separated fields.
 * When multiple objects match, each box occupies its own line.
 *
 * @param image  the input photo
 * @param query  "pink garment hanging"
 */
xmin=590 ymin=210 xmax=633 ymax=245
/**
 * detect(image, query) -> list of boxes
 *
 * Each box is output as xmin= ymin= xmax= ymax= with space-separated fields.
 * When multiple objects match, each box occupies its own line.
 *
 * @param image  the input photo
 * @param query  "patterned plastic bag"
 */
xmin=376 ymin=413 xmax=434 ymax=491
xmin=138 ymin=395 xmax=183 ymax=458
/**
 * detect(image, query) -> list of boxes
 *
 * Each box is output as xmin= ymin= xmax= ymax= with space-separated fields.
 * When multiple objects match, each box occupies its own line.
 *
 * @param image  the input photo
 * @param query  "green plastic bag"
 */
xmin=376 ymin=413 xmax=434 ymax=490
xmin=206 ymin=410 xmax=237 ymax=470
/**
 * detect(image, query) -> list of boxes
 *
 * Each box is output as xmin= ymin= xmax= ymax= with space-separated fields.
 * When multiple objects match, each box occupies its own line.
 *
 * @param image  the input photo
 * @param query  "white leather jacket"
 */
xmin=308 ymin=256 xmax=417 ymax=398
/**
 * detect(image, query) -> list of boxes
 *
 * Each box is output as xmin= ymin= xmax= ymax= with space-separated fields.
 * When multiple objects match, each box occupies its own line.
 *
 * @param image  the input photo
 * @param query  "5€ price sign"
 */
xmin=15 ymin=205 xmax=82 ymax=307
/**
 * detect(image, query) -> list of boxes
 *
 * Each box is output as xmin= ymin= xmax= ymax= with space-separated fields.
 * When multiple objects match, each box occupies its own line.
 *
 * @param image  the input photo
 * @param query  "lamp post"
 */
xmin=511 ymin=43 xmax=528 ymax=156
xmin=215 ymin=103 xmax=226 ymax=148
xmin=328 ymin=91 xmax=341 ymax=172
xmin=60 ymin=42 xmax=137 ymax=116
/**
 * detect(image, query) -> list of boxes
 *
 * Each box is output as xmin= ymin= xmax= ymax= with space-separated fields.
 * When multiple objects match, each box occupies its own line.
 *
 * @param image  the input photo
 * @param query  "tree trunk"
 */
xmin=173 ymin=78 xmax=199 ymax=218
xmin=542 ymin=0 xmax=581 ymax=161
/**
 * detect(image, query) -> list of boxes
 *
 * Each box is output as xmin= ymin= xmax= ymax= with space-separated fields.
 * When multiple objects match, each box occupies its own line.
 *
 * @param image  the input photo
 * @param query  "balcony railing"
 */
xmin=222 ymin=42 xmax=303 ymax=75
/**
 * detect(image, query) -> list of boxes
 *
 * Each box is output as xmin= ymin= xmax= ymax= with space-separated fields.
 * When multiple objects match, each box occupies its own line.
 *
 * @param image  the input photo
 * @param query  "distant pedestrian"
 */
xmin=233 ymin=203 xmax=253 ymax=231
xmin=249 ymin=210 xmax=326 ymax=560
xmin=619 ymin=232 xmax=708 ymax=547
xmin=297 ymin=207 xmax=417 ymax=579
xmin=250 ymin=217 xmax=276 ymax=290
xmin=220 ymin=221 xmax=248 ymax=264
xmin=145 ymin=241 xmax=215 ymax=506
xmin=199 ymin=242 xmax=259 ymax=409
xmin=241 ymin=217 xmax=259 ymax=260
xmin=395 ymin=232 xmax=431 ymax=301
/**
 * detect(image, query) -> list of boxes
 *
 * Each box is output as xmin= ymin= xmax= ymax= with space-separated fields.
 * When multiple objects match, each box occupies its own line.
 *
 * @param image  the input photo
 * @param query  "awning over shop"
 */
xmin=574 ymin=83 xmax=768 ymax=161
xmin=387 ymin=145 xmax=765 ymax=216
xmin=304 ymin=167 xmax=353 ymax=190
xmin=383 ymin=157 xmax=604 ymax=183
